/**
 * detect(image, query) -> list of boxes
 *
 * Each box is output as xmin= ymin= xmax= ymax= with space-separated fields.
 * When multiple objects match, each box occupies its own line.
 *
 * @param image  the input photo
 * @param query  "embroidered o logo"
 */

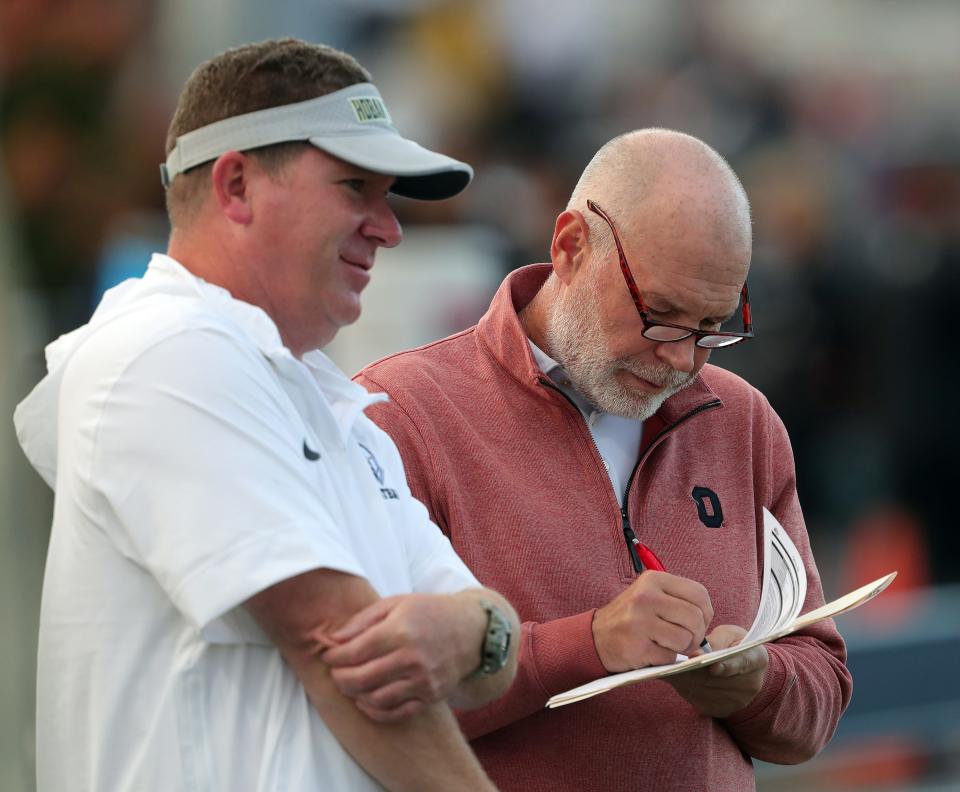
xmin=691 ymin=486 xmax=724 ymax=528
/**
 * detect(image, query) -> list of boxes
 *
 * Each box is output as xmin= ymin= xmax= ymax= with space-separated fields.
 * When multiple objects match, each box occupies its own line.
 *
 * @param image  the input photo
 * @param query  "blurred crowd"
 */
xmin=4 ymin=0 xmax=960 ymax=597
xmin=3 ymin=0 xmax=960 ymax=788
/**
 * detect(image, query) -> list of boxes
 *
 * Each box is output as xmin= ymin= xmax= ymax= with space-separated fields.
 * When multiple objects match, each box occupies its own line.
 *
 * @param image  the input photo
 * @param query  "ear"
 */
xmin=211 ymin=151 xmax=255 ymax=226
xmin=550 ymin=209 xmax=590 ymax=286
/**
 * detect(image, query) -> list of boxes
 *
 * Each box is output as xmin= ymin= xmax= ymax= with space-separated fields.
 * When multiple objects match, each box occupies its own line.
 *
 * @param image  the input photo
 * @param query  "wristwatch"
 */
xmin=477 ymin=601 xmax=512 ymax=676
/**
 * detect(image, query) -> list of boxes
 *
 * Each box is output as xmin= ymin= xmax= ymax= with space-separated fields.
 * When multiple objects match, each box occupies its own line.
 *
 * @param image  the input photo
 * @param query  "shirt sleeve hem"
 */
xmin=173 ymin=531 xmax=367 ymax=631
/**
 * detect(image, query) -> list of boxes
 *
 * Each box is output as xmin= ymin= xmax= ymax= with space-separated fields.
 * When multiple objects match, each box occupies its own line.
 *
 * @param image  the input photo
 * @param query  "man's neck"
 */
xmin=518 ymin=281 xmax=554 ymax=355
xmin=168 ymin=229 xmax=223 ymax=286
xmin=168 ymin=228 xmax=264 ymax=307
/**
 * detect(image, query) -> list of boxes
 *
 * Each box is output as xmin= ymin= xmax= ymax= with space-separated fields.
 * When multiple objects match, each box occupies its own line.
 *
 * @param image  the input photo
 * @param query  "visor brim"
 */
xmin=309 ymin=133 xmax=473 ymax=201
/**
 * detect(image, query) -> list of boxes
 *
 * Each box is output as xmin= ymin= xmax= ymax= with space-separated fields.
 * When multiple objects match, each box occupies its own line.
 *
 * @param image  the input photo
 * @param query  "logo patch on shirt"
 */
xmin=358 ymin=443 xmax=384 ymax=483
xmin=691 ymin=486 xmax=723 ymax=528
xmin=358 ymin=442 xmax=398 ymax=499
xmin=349 ymin=96 xmax=390 ymax=124
xmin=303 ymin=440 xmax=321 ymax=461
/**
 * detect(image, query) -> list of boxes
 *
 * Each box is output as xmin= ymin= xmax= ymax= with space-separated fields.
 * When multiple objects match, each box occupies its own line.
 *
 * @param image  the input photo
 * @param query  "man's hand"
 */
xmin=592 ymin=570 xmax=714 ymax=672
xmin=245 ymin=571 xmax=497 ymax=790
xmin=322 ymin=593 xmax=487 ymax=723
xmin=666 ymin=624 xmax=768 ymax=718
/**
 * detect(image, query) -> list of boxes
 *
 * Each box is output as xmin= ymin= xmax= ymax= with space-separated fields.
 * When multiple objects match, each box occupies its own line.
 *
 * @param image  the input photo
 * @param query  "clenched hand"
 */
xmin=322 ymin=593 xmax=487 ymax=723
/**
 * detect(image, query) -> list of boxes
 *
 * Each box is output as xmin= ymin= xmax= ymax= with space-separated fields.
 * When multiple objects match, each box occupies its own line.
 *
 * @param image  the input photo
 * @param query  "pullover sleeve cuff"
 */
xmin=530 ymin=609 xmax=609 ymax=695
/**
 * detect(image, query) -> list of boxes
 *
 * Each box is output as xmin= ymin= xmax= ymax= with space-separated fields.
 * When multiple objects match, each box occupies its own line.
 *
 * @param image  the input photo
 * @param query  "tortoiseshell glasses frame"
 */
xmin=586 ymin=199 xmax=753 ymax=348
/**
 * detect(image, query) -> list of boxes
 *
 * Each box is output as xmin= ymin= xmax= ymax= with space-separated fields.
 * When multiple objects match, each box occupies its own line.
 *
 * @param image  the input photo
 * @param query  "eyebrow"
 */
xmin=335 ymin=163 xmax=397 ymax=190
xmin=336 ymin=161 xmax=390 ymax=179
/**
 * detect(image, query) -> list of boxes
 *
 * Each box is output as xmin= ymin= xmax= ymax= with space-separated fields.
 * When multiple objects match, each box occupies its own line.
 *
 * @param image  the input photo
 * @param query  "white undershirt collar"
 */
xmin=527 ymin=339 xmax=644 ymax=505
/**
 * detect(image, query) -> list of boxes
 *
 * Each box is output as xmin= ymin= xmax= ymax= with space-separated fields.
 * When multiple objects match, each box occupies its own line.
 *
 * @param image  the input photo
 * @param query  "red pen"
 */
xmin=633 ymin=539 xmax=667 ymax=573
xmin=632 ymin=538 xmax=713 ymax=653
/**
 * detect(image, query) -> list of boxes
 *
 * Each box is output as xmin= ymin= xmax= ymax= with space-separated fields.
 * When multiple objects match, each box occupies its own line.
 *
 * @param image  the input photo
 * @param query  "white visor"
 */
xmin=161 ymin=83 xmax=472 ymax=200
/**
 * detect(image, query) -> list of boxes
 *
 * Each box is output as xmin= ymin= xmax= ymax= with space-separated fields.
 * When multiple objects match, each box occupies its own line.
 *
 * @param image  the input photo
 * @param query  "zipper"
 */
xmin=621 ymin=508 xmax=643 ymax=573
xmin=537 ymin=376 xmax=608 ymax=462
xmin=537 ymin=376 xmax=722 ymax=575
xmin=538 ymin=377 xmax=626 ymax=563
xmin=619 ymin=398 xmax=722 ymax=572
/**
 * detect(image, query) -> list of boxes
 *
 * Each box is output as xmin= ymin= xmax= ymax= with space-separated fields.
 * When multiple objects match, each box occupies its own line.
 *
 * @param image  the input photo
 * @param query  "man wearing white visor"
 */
xmin=15 ymin=39 xmax=517 ymax=791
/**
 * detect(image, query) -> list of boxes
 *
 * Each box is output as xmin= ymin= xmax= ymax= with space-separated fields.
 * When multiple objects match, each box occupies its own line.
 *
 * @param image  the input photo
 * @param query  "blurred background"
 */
xmin=2 ymin=1 xmax=959 ymax=789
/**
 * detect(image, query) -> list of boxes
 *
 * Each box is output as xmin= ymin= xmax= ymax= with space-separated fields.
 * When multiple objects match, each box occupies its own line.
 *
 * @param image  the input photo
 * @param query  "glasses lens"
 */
xmin=642 ymin=325 xmax=692 ymax=342
xmin=697 ymin=335 xmax=744 ymax=349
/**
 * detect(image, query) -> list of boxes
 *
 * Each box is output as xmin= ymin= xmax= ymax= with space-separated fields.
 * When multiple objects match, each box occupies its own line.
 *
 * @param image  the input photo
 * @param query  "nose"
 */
xmin=362 ymin=198 xmax=403 ymax=249
xmin=654 ymin=334 xmax=699 ymax=374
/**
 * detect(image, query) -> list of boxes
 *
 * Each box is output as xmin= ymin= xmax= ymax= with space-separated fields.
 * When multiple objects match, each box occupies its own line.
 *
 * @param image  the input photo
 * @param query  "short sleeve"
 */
xmin=364 ymin=422 xmax=479 ymax=595
xmin=404 ymin=491 xmax=481 ymax=594
xmin=73 ymin=325 xmax=367 ymax=634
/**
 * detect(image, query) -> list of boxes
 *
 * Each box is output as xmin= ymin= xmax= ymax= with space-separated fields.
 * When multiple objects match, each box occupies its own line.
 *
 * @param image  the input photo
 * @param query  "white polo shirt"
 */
xmin=14 ymin=254 xmax=480 ymax=791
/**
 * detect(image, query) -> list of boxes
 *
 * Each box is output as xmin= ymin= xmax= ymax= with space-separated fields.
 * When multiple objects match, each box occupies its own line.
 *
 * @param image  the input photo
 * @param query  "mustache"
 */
xmin=616 ymin=360 xmax=692 ymax=389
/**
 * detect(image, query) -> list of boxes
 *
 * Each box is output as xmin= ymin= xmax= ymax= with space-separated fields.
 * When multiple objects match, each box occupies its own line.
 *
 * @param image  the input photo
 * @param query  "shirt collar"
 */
xmin=148 ymin=254 xmax=386 ymax=445
xmin=148 ymin=253 xmax=287 ymax=355
xmin=527 ymin=338 xmax=600 ymax=419
xmin=527 ymin=338 xmax=561 ymax=380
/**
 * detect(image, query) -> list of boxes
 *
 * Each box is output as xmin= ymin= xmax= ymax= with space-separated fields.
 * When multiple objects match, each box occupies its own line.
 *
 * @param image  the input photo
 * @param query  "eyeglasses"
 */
xmin=586 ymin=199 xmax=753 ymax=349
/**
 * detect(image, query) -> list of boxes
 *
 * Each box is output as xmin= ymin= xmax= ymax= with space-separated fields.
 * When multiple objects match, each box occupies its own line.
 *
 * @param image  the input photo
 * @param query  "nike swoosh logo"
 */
xmin=303 ymin=440 xmax=321 ymax=461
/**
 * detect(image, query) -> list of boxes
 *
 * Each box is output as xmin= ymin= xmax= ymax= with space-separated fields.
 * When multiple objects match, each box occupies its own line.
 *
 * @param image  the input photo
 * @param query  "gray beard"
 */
xmin=545 ymin=286 xmax=693 ymax=421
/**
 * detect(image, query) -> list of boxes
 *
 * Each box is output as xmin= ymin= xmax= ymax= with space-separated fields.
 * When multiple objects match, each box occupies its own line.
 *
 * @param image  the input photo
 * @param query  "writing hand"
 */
xmin=592 ymin=570 xmax=714 ymax=672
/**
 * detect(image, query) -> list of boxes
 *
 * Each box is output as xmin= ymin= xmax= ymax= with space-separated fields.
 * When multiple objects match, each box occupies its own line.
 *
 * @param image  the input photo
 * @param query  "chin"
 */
xmin=594 ymin=383 xmax=674 ymax=421
xmin=333 ymin=297 xmax=364 ymax=328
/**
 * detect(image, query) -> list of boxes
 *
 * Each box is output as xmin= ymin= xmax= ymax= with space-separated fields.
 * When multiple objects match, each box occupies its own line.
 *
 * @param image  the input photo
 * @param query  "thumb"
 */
xmin=705 ymin=623 xmax=747 ymax=651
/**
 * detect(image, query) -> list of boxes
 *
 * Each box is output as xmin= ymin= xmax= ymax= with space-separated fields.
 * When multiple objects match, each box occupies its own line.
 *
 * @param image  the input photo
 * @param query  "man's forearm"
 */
xmin=287 ymin=642 xmax=495 ymax=791
xmin=244 ymin=569 xmax=496 ymax=789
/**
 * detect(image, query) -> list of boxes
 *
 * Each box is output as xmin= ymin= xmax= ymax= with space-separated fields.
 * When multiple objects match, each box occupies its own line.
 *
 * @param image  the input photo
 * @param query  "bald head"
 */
xmin=568 ymin=129 xmax=752 ymax=263
xmin=522 ymin=130 xmax=753 ymax=419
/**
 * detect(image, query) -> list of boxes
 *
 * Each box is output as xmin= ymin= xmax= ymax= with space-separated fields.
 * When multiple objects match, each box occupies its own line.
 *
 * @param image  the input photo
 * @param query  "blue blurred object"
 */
xmin=756 ymin=585 xmax=960 ymax=791
xmin=92 ymin=222 xmax=166 ymax=309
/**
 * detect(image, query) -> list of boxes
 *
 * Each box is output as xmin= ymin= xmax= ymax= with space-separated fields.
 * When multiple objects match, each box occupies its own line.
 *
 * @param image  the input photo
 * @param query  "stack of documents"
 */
xmin=547 ymin=508 xmax=896 ymax=709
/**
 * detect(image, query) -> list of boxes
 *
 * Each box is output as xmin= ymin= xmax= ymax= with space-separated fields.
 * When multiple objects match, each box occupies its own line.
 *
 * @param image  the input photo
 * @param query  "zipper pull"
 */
xmin=621 ymin=509 xmax=643 ymax=573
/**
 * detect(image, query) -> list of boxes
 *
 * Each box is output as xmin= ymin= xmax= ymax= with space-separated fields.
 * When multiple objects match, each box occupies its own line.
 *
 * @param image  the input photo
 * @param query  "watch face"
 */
xmin=491 ymin=631 xmax=509 ymax=659
xmin=481 ymin=604 xmax=512 ymax=675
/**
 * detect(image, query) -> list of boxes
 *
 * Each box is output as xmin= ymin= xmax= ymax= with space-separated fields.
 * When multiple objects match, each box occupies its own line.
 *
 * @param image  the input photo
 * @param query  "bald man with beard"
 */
xmin=355 ymin=129 xmax=851 ymax=792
